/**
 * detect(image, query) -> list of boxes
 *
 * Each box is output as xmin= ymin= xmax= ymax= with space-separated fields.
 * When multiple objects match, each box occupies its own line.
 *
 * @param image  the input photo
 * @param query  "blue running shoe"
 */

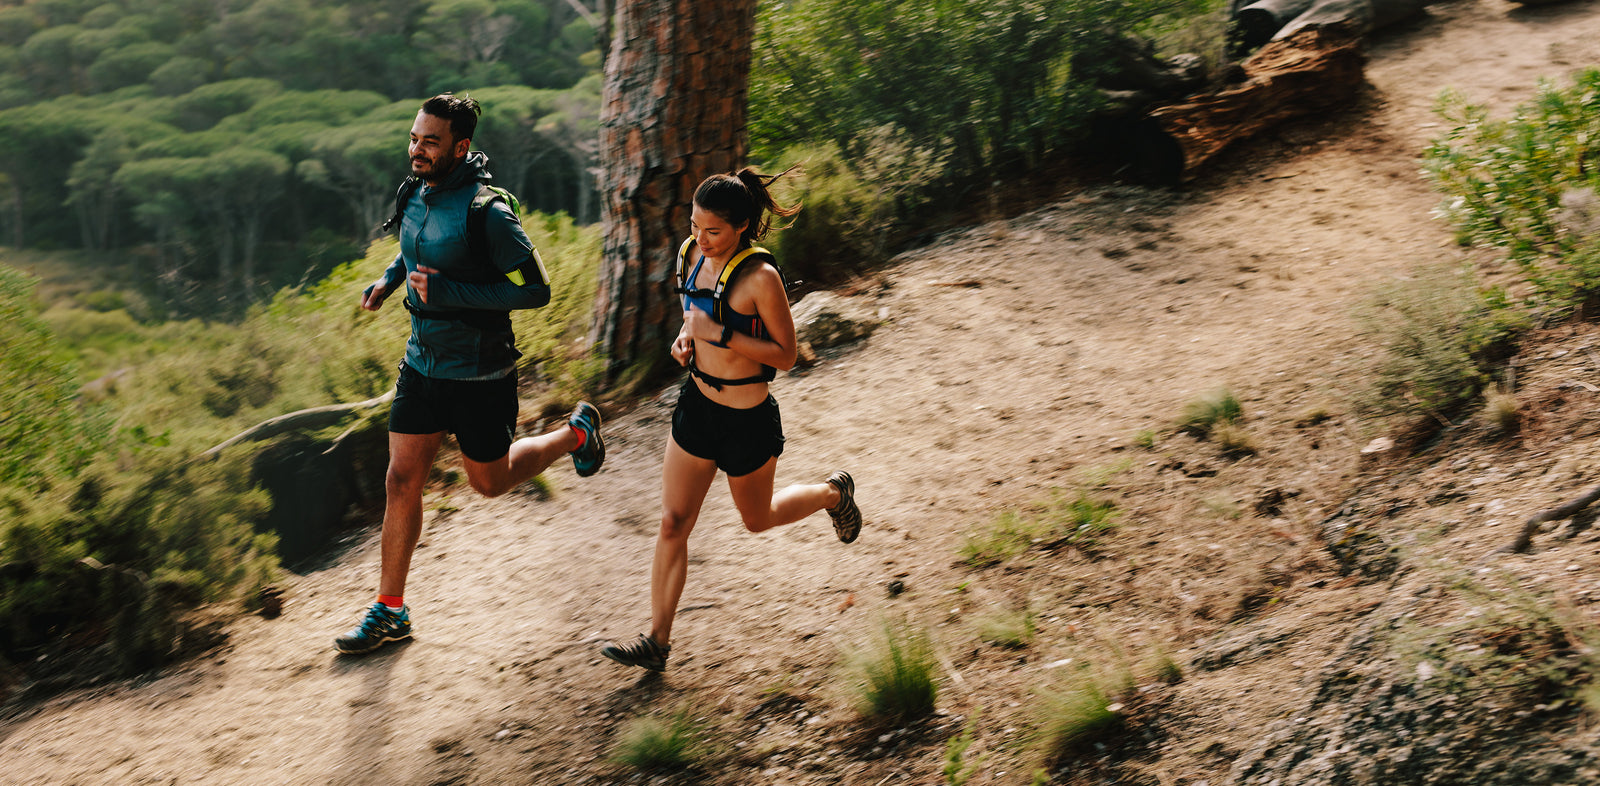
xmin=569 ymin=401 xmax=605 ymax=477
xmin=334 ymin=602 xmax=412 ymax=655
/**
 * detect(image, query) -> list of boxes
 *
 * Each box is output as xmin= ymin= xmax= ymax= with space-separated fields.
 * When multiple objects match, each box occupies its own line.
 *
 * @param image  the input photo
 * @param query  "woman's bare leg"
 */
xmin=726 ymin=457 xmax=840 ymax=534
xmin=650 ymin=438 xmax=719 ymax=646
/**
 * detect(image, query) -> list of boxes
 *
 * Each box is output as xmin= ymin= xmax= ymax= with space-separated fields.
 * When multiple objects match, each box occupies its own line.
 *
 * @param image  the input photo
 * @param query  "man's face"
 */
xmin=409 ymin=110 xmax=469 ymax=184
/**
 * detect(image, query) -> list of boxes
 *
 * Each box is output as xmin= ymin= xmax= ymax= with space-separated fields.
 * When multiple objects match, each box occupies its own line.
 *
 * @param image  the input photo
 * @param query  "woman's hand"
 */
xmin=681 ymin=308 xmax=723 ymax=344
xmin=671 ymin=331 xmax=695 ymax=366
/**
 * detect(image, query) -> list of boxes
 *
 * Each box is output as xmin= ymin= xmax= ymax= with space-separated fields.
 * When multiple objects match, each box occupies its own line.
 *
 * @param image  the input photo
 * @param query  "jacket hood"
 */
xmin=438 ymin=150 xmax=493 ymax=190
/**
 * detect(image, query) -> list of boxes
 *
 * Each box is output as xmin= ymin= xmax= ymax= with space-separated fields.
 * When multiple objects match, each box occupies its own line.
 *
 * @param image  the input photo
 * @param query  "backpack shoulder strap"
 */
xmin=466 ymin=183 xmax=518 ymax=263
xmin=711 ymin=246 xmax=776 ymax=322
xmin=675 ymin=237 xmax=698 ymax=291
xmin=380 ymin=176 xmax=422 ymax=234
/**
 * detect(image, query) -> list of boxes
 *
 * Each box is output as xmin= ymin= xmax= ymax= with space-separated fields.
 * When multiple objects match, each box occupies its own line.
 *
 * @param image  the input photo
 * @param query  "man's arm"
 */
xmin=361 ymin=252 xmax=408 ymax=311
xmin=419 ymin=200 xmax=551 ymax=310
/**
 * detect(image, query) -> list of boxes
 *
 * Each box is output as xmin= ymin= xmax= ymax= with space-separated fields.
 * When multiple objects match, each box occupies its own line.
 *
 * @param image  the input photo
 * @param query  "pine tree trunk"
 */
xmin=593 ymin=0 xmax=756 ymax=387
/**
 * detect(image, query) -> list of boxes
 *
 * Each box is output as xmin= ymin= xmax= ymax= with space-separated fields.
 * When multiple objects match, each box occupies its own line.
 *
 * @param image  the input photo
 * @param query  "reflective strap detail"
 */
xmin=503 ymin=249 xmax=548 ymax=288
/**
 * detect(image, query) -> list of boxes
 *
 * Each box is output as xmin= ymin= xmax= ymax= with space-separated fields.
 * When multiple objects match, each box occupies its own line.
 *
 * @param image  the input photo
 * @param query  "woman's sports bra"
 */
xmin=681 ymin=254 xmax=766 ymax=339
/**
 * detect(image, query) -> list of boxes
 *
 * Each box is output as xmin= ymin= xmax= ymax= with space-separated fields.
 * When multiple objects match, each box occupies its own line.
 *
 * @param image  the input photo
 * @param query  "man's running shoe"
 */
xmin=601 ymin=634 xmax=671 ymax=672
xmin=334 ymin=602 xmax=412 ymax=655
xmin=569 ymin=401 xmax=605 ymax=477
xmin=826 ymin=470 xmax=862 ymax=544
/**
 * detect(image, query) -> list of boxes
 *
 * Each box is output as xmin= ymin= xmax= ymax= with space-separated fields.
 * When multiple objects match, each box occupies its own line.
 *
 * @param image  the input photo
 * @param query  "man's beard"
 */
xmin=413 ymin=154 xmax=460 ymax=181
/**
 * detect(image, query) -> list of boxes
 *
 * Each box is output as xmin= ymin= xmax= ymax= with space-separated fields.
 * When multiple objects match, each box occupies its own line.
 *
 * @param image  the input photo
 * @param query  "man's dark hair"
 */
xmin=421 ymin=93 xmax=482 ymax=142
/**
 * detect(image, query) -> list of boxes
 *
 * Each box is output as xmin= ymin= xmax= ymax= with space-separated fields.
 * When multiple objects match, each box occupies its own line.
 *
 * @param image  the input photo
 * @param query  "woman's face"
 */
xmin=691 ymin=204 xmax=746 ymax=262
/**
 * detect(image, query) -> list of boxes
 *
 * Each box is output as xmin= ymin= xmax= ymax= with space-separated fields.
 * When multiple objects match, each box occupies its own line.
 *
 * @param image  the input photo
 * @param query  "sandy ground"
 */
xmin=5 ymin=1 xmax=1600 ymax=783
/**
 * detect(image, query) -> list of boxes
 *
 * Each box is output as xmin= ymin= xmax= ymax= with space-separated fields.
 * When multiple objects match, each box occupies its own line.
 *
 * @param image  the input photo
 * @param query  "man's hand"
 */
xmin=407 ymin=265 xmax=440 ymax=304
xmin=361 ymin=280 xmax=392 ymax=311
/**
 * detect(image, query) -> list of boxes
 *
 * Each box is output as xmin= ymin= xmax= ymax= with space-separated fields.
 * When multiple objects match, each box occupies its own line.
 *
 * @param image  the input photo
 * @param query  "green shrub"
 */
xmin=0 ymin=266 xmax=107 ymax=487
xmin=976 ymin=606 xmax=1037 ymax=649
xmin=1424 ymin=69 xmax=1600 ymax=313
xmin=961 ymin=490 xmax=1120 ymax=567
xmin=943 ymin=709 xmax=983 ymax=786
xmin=1032 ymin=664 xmax=1133 ymax=765
xmin=611 ymin=707 xmax=712 ymax=772
xmin=1357 ymin=264 xmax=1527 ymax=420
xmin=1176 ymin=388 xmax=1242 ymax=437
xmin=751 ymin=0 xmax=1210 ymax=187
xmin=764 ymin=134 xmax=945 ymax=284
xmin=848 ymin=618 xmax=940 ymax=723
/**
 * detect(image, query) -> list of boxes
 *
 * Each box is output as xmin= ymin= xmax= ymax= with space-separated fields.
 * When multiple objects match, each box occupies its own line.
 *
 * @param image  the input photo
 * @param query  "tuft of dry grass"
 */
xmin=1481 ymin=387 xmax=1520 ymax=435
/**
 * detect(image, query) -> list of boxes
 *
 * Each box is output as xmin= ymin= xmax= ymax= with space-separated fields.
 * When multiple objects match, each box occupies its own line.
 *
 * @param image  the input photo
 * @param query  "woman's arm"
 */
xmin=681 ymin=263 xmax=797 ymax=371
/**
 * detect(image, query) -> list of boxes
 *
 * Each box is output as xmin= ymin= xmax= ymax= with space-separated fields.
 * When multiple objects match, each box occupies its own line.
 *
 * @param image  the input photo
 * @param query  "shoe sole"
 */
xmin=334 ymin=631 xmax=412 ymax=655
xmin=573 ymin=403 xmax=605 ymax=477
xmin=601 ymin=648 xmax=666 ymax=672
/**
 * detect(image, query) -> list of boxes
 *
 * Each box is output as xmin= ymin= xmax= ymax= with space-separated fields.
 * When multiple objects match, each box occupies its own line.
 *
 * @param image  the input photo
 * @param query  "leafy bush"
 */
xmin=751 ymin=0 xmax=1217 ymax=277
xmin=752 ymin=0 xmax=1209 ymax=185
xmin=0 ymin=267 xmax=275 ymax=678
xmin=1424 ymin=69 xmax=1600 ymax=313
xmin=1357 ymin=264 xmax=1527 ymax=421
xmin=764 ymin=133 xmax=946 ymax=284
xmin=0 ymin=266 xmax=106 ymax=488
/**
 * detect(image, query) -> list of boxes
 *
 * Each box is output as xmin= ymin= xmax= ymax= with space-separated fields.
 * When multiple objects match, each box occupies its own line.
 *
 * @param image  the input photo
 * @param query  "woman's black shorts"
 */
xmin=388 ymin=362 xmax=517 ymax=463
xmin=671 ymin=378 xmax=785 ymax=477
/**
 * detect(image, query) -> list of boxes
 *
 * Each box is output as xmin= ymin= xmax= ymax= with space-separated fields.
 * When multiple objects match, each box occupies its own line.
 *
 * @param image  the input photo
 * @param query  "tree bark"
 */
xmin=593 ymin=0 xmax=756 ymax=387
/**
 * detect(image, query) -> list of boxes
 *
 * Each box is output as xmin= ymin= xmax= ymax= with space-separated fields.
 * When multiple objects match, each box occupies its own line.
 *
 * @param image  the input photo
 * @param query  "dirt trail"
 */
xmin=6 ymin=2 xmax=1600 ymax=784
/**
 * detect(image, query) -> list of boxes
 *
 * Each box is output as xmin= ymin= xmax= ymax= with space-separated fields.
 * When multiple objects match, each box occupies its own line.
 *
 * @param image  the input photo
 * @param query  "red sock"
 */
xmin=569 ymin=424 xmax=587 ymax=449
xmin=378 ymin=594 xmax=403 ymax=610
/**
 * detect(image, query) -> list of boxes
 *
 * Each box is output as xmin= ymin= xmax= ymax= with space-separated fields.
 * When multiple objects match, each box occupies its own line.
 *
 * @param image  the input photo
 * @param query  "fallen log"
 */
xmin=1232 ymin=0 xmax=1319 ymax=53
xmin=1275 ymin=0 xmax=1435 ymax=40
xmin=1148 ymin=23 xmax=1366 ymax=179
xmin=200 ymin=390 xmax=393 ymax=460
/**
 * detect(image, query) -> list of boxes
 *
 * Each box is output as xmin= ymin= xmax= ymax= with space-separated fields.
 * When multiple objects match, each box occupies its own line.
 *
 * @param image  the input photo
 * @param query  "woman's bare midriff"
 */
xmin=691 ymin=342 xmax=772 ymax=409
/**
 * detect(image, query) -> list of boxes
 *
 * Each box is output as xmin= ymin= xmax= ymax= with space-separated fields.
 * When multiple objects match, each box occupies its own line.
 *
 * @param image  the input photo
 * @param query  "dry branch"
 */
xmin=1505 ymin=482 xmax=1600 ymax=553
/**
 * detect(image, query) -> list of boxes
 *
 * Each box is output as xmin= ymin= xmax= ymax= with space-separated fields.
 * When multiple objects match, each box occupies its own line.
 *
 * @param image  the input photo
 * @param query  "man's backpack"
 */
xmin=380 ymin=176 xmax=546 ymax=331
xmin=382 ymin=175 xmax=519 ymax=248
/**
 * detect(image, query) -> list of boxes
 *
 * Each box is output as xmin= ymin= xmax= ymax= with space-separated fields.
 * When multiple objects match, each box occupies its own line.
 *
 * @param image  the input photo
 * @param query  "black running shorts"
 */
xmin=389 ymin=362 xmax=517 ymax=463
xmin=671 ymin=378 xmax=785 ymax=477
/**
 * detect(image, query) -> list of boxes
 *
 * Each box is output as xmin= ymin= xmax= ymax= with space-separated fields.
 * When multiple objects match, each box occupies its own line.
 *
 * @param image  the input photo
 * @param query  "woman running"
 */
xmin=602 ymin=168 xmax=862 ymax=672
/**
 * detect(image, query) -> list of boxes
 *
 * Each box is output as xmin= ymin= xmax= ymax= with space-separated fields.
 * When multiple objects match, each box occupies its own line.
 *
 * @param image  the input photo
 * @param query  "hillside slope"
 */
xmin=6 ymin=1 xmax=1600 ymax=784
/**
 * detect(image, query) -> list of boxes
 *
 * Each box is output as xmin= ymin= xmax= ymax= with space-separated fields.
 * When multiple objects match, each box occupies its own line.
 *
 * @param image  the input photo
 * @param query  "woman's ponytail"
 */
xmin=695 ymin=165 xmax=802 ymax=247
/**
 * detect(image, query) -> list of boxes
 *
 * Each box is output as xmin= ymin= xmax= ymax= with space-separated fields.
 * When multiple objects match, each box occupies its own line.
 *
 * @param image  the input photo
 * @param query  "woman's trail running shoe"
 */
xmin=569 ymin=401 xmax=605 ymax=477
xmin=826 ymin=470 xmax=862 ymax=543
xmin=601 ymin=634 xmax=671 ymax=672
xmin=335 ymin=602 xmax=412 ymax=655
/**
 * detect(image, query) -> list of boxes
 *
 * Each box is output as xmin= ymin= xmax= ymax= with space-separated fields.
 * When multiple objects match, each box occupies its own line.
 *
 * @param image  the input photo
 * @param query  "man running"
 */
xmin=335 ymin=93 xmax=604 ymax=655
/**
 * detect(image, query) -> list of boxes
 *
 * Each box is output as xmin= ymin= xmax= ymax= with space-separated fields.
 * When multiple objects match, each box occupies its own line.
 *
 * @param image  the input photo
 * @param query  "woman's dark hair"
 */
xmin=421 ymin=93 xmax=482 ymax=142
xmin=693 ymin=166 xmax=801 ymax=247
